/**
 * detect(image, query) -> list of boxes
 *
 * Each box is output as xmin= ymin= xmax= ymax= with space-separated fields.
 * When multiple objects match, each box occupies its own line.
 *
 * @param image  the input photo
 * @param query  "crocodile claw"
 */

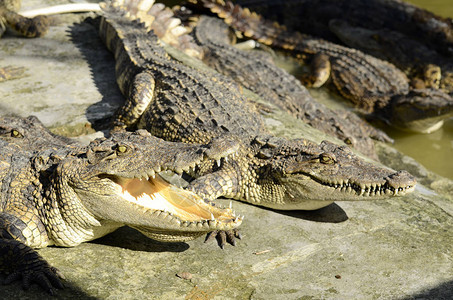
xmin=3 ymin=265 xmax=64 ymax=295
xmin=204 ymin=229 xmax=242 ymax=249
xmin=1 ymin=240 xmax=64 ymax=295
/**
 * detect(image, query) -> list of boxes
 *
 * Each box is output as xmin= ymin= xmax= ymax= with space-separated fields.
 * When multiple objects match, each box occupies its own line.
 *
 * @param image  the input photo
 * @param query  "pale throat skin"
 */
xmin=0 ymin=116 xmax=244 ymax=293
xmin=1 ymin=127 xmax=242 ymax=248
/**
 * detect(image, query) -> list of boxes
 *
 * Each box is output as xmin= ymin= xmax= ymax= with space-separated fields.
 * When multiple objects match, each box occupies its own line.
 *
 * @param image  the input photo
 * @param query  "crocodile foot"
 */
xmin=204 ymin=229 xmax=242 ymax=249
xmin=1 ymin=240 xmax=64 ymax=295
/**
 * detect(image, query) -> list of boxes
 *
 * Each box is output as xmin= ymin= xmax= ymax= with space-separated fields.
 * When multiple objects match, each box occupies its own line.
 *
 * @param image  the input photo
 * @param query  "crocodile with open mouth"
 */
xmin=99 ymin=0 xmax=416 ymax=215
xmin=0 ymin=115 xmax=242 ymax=294
xmin=188 ymin=0 xmax=453 ymax=133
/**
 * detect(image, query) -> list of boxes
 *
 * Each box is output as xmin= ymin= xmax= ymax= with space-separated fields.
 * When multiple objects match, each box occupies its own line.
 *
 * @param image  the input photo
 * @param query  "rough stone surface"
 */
xmin=1 ymin=1 xmax=452 ymax=299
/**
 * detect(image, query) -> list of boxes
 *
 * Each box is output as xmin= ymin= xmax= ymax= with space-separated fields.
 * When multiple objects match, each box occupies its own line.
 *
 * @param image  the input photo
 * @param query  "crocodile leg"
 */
xmin=186 ymin=168 xmax=243 ymax=248
xmin=0 ymin=213 xmax=63 ymax=294
xmin=187 ymin=168 xmax=240 ymax=202
xmin=301 ymin=53 xmax=331 ymax=88
xmin=114 ymin=71 xmax=156 ymax=129
xmin=0 ymin=8 xmax=49 ymax=38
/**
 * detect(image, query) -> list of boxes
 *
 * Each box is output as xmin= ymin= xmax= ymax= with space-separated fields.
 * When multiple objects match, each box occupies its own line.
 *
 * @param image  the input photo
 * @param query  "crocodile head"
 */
xmin=45 ymin=130 xmax=241 ymax=246
xmin=248 ymin=137 xmax=416 ymax=210
xmin=387 ymin=88 xmax=453 ymax=133
xmin=0 ymin=115 xmax=74 ymax=150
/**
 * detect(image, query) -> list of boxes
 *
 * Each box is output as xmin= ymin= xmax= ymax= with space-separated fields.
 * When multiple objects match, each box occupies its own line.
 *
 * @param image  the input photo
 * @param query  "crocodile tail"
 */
xmin=108 ymin=0 xmax=203 ymax=59
xmin=188 ymin=0 xmax=297 ymax=47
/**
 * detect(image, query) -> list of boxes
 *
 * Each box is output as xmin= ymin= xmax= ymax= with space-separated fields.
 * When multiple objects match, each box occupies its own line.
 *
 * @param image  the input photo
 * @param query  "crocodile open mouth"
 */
xmin=113 ymin=174 xmax=241 ymax=223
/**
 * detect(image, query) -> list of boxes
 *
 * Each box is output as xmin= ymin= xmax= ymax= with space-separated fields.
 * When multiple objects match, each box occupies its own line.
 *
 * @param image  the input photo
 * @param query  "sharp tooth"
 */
xmin=224 ymin=156 xmax=229 ymax=163
xmin=216 ymin=159 xmax=221 ymax=167
xmin=148 ymin=169 xmax=155 ymax=179
xmin=210 ymin=213 xmax=215 ymax=220
xmin=229 ymin=201 xmax=232 ymax=209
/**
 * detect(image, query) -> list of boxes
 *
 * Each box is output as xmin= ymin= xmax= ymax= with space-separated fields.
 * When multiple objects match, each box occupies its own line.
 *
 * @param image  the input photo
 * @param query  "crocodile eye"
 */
xmin=116 ymin=145 xmax=128 ymax=153
xmin=320 ymin=153 xmax=336 ymax=164
xmin=11 ymin=130 xmax=23 ymax=138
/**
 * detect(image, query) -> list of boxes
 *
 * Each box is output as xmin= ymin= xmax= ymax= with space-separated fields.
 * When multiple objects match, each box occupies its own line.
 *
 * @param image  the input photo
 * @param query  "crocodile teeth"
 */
xmin=210 ymin=213 xmax=215 ymax=220
xmin=216 ymin=159 xmax=221 ymax=167
xmin=224 ymin=156 xmax=229 ymax=163
xmin=175 ymin=167 xmax=183 ymax=175
xmin=229 ymin=201 xmax=232 ymax=209
xmin=148 ymin=169 xmax=155 ymax=178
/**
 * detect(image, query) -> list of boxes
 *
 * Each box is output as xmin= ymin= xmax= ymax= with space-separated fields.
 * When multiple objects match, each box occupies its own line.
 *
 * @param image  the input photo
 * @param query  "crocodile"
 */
xmin=0 ymin=0 xmax=49 ymax=38
xmin=188 ymin=0 xmax=453 ymax=133
xmin=0 ymin=115 xmax=242 ymax=294
xmin=126 ymin=2 xmax=392 ymax=158
xmin=0 ymin=115 xmax=74 ymax=150
xmin=328 ymin=19 xmax=453 ymax=93
xmin=99 ymin=0 xmax=416 ymax=213
xmin=186 ymin=14 xmax=394 ymax=160
xmin=235 ymin=0 xmax=453 ymax=58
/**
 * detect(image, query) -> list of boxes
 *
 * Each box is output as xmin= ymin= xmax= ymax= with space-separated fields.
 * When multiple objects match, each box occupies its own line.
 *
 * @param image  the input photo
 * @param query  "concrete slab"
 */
xmin=1 ymin=1 xmax=452 ymax=299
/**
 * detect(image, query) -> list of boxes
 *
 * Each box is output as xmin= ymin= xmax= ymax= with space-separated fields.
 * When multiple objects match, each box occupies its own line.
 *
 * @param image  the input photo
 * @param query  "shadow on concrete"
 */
xmin=265 ymin=202 xmax=349 ymax=223
xmin=1 ymin=275 xmax=98 ymax=300
xmin=67 ymin=19 xmax=124 ymax=133
xmin=403 ymin=280 xmax=453 ymax=300
xmin=91 ymin=226 xmax=190 ymax=253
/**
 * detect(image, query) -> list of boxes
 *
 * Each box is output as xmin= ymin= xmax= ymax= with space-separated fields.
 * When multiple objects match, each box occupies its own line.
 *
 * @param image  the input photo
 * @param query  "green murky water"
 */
xmin=387 ymin=0 xmax=453 ymax=179
xmin=406 ymin=0 xmax=453 ymax=18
